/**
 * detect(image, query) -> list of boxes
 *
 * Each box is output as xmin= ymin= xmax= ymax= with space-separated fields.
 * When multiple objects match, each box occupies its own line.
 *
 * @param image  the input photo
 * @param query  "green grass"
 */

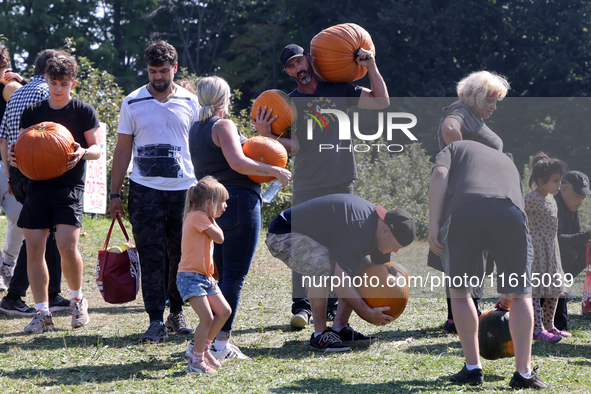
xmin=0 ymin=216 xmax=591 ymax=393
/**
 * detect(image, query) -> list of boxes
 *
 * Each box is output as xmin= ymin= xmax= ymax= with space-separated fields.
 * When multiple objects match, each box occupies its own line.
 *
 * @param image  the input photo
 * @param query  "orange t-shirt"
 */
xmin=178 ymin=210 xmax=214 ymax=276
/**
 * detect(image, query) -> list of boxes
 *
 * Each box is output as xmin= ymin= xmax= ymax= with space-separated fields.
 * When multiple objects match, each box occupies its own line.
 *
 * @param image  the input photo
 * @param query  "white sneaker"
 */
xmin=70 ymin=297 xmax=90 ymax=328
xmin=0 ymin=275 xmax=6 ymax=292
xmin=185 ymin=339 xmax=194 ymax=358
xmin=210 ymin=343 xmax=250 ymax=360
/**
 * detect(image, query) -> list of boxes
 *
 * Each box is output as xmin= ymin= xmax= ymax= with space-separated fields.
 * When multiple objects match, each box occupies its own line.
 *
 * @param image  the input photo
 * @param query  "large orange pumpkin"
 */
xmin=14 ymin=122 xmax=75 ymax=181
xmin=2 ymin=81 xmax=22 ymax=102
xmin=356 ymin=262 xmax=409 ymax=322
xmin=251 ymin=90 xmax=297 ymax=137
xmin=310 ymin=23 xmax=375 ymax=83
xmin=478 ymin=309 xmax=514 ymax=360
xmin=242 ymin=136 xmax=288 ymax=183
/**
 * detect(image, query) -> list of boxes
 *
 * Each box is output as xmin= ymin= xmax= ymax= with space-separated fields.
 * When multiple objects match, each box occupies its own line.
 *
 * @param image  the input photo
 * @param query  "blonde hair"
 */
xmin=184 ymin=176 xmax=229 ymax=218
xmin=197 ymin=76 xmax=231 ymax=122
xmin=457 ymin=71 xmax=510 ymax=109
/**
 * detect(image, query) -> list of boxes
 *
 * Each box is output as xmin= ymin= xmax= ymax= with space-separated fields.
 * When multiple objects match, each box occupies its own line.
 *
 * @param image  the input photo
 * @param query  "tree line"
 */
xmin=1 ymin=0 xmax=590 ymax=229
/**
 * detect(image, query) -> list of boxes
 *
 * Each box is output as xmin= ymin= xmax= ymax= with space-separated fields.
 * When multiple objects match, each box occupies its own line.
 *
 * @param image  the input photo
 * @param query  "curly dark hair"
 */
xmin=34 ymin=49 xmax=68 ymax=75
xmin=45 ymin=56 xmax=78 ymax=81
xmin=0 ymin=47 xmax=10 ymax=70
xmin=144 ymin=40 xmax=178 ymax=67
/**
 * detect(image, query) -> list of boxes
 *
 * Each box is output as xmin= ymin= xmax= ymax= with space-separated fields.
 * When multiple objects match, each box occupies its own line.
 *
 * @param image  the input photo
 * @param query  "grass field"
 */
xmin=0 ymin=215 xmax=591 ymax=393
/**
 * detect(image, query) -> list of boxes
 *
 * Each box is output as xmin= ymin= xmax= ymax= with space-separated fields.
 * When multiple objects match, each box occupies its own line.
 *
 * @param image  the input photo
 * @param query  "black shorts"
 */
xmin=439 ymin=199 xmax=532 ymax=294
xmin=18 ymin=182 xmax=84 ymax=229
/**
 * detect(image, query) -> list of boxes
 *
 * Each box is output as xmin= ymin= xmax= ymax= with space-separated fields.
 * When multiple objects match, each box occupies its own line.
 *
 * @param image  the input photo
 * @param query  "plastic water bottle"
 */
xmin=262 ymin=180 xmax=283 ymax=203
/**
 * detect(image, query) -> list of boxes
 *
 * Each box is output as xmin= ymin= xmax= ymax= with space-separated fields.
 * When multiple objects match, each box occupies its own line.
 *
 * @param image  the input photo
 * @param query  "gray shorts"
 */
xmin=266 ymin=232 xmax=335 ymax=277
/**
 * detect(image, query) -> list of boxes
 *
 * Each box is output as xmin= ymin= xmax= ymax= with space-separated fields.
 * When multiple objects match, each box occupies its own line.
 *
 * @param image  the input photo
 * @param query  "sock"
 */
xmin=520 ymin=371 xmax=532 ymax=379
xmin=196 ymin=352 xmax=204 ymax=362
xmin=35 ymin=303 xmax=50 ymax=313
xmin=214 ymin=339 xmax=228 ymax=351
xmin=331 ymin=326 xmax=344 ymax=332
xmin=69 ymin=289 xmax=83 ymax=300
xmin=314 ymin=332 xmax=322 ymax=338
xmin=205 ymin=339 xmax=213 ymax=349
xmin=465 ymin=363 xmax=482 ymax=371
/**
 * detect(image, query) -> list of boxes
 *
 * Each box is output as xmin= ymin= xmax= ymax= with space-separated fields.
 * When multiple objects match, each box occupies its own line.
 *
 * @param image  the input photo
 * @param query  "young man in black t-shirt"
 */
xmin=9 ymin=56 xmax=101 ymax=335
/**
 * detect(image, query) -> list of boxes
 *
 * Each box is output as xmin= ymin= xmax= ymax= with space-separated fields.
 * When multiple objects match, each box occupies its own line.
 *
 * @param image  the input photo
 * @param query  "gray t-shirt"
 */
xmin=434 ymin=140 xmax=524 ymax=221
xmin=437 ymin=101 xmax=503 ymax=152
xmin=289 ymin=82 xmax=362 ymax=193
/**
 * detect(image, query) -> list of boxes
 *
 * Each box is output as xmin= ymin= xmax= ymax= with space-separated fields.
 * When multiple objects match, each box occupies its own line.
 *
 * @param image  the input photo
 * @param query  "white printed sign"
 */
xmin=83 ymin=122 xmax=107 ymax=214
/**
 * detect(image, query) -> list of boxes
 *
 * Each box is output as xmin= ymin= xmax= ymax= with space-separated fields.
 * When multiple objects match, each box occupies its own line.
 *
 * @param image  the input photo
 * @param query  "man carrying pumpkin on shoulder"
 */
xmin=254 ymin=43 xmax=390 ymax=330
xmin=8 ymin=55 xmax=101 ymax=334
xmin=266 ymin=194 xmax=415 ymax=352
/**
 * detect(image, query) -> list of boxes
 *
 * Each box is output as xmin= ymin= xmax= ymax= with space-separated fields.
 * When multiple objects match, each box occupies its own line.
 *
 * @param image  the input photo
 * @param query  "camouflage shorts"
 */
xmin=266 ymin=232 xmax=334 ymax=277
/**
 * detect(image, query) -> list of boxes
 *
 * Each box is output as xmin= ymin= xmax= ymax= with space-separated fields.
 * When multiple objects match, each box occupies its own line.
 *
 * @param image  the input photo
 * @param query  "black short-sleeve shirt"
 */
xmin=20 ymin=98 xmax=100 ymax=186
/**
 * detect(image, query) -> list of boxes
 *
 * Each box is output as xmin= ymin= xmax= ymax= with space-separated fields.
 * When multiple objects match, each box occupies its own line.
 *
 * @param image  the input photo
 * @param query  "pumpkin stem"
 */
xmin=387 ymin=265 xmax=398 ymax=277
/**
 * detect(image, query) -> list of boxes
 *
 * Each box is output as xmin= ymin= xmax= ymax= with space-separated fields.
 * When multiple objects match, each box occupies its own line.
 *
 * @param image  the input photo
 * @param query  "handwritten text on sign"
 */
xmin=83 ymin=122 xmax=107 ymax=214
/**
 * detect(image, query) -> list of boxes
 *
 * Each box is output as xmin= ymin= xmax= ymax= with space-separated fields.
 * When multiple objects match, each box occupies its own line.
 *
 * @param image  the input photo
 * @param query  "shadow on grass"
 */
xmin=268 ymin=376 xmax=506 ymax=393
xmin=243 ymin=337 xmax=381 ymax=360
xmin=232 ymin=324 xmax=292 ymax=335
xmin=3 ymin=359 xmax=186 ymax=386
xmin=0 ymin=332 xmax=193 ymax=353
xmin=88 ymin=305 xmax=146 ymax=315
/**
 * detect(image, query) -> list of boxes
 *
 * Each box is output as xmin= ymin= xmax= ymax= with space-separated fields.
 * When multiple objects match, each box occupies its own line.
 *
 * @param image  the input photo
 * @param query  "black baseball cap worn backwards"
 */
xmin=376 ymin=205 xmax=416 ymax=247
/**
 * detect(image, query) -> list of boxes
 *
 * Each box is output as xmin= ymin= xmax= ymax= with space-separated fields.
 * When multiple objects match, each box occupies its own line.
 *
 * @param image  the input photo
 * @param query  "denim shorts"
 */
xmin=176 ymin=272 xmax=220 ymax=302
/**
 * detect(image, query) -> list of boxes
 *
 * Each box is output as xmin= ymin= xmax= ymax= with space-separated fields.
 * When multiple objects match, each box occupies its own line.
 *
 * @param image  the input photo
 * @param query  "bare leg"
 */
xmin=509 ymin=295 xmax=533 ymax=375
xmin=449 ymin=287 xmax=480 ymax=366
xmin=24 ymin=228 xmax=50 ymax=304
xmin=55 ymin=224 xmax=83 ymax=292
xmin=188 ymin=295 xmax=214 ymax=356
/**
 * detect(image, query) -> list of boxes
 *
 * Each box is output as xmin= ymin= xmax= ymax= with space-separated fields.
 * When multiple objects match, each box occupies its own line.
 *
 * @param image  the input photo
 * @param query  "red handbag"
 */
xmin=96 ymin=214 xmax=141 ymax=304
xmin=582 ymin=241 xmax=591 ymax=315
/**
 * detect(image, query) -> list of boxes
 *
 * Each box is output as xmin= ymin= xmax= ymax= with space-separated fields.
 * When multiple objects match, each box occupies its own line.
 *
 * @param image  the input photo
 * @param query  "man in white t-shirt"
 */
xmin=109 ymin=41 xmax=200 ymax=344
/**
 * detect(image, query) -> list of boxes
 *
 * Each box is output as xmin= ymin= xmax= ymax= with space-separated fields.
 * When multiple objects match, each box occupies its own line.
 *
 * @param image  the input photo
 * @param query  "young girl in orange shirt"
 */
xmin=177 ymin=176 xmax=231 ymax=374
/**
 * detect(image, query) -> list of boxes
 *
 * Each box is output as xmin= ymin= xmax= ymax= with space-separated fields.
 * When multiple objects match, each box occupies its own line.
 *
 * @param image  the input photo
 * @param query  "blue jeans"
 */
xmin=214 ymin=186 xmax=261 ymax=334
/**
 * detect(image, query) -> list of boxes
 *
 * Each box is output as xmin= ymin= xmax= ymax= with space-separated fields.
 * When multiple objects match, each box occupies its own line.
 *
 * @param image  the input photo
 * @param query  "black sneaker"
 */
xmin=0 ymin=296 xmax=35 ymax=317
xmin=450 ymin=364 xmax=484 ymax=386
xmin=165 ymin=312 xmax=194 ymax=335
xmin=331 ymin=325 xmax=376 ymax=342
xmin=442 ymin=320 xmax=457 ymax=334
xmin=140 ymin=321 xmax=168 ymax=344
xmin=309 ymin=328 xmax=351 ymax=352
xmin=48 ymin=294 xmax=70 ymax=312
xmin=509 ymin=368 xmax=550 ymax=389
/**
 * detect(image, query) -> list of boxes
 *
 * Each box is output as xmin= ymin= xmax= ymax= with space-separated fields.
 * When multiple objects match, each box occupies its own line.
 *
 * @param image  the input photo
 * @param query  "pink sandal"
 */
xmin=548 ymin=327 xmax=572 ymax=338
